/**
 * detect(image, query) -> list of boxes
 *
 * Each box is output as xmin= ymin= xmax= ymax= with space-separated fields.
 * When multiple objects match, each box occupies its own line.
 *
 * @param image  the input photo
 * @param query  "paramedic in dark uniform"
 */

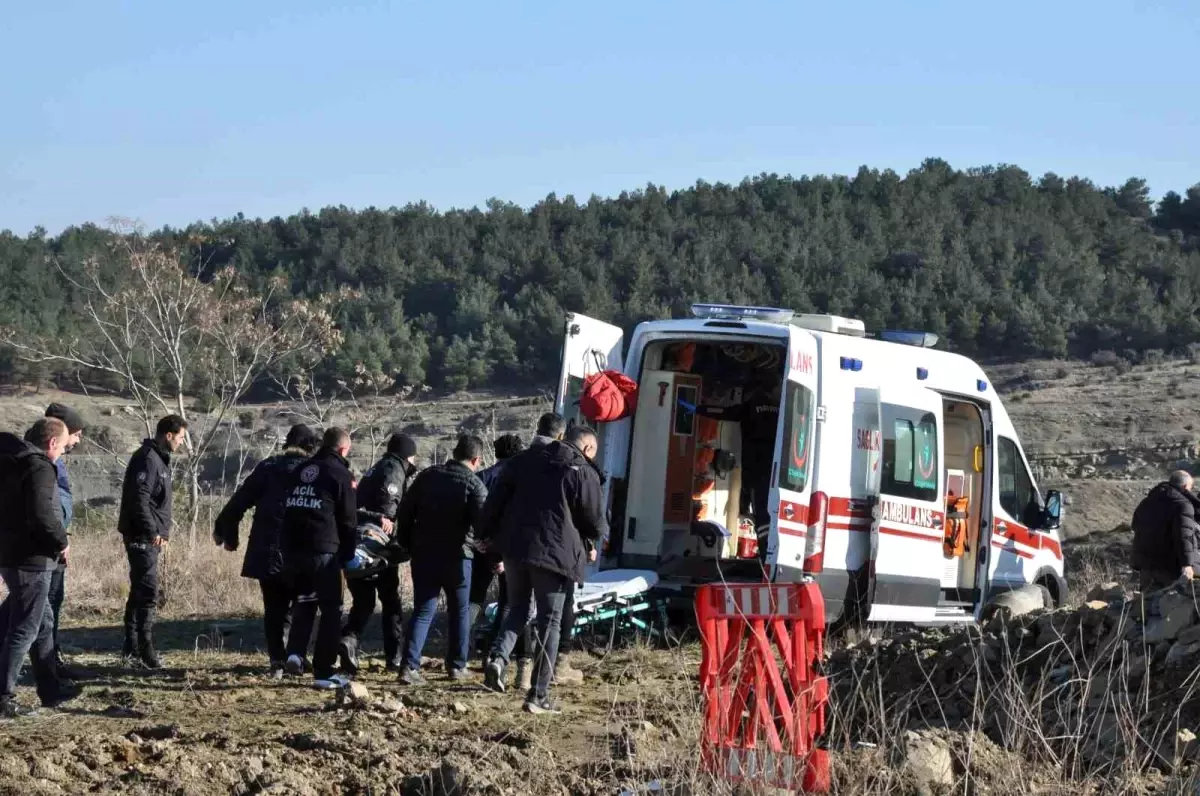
xmin=738 ymin=379 xmax=781 ymax=562
xmin=118 ymin=414 xmax=188 ymax=669
xmin=339 ymin=433 xmax=419 ymax=675
xmin=213 ymin=424 xmax=319 ymax=677
xmin=281 ymin=427 xmax=357 ymax=688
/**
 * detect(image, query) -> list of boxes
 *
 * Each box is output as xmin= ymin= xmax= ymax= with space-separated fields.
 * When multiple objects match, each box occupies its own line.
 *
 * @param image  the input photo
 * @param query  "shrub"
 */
xmin=1090 ymin=350 xmax=1119 ymax=367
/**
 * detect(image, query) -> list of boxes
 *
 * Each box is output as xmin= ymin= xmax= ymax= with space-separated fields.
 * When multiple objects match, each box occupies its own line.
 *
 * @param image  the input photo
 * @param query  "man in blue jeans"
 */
xmin=479 ymin=426 xmax=605 ymax=714
xmin=0 ymin=418 xmax=80 ymax=719
xmin=394 ymin=435 xmax=486 ymax=685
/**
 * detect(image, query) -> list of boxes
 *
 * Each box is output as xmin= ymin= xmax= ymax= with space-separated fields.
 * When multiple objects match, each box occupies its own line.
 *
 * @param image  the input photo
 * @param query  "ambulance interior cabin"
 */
xmin=618 ymin=338 xmax=787 ymax=583
xmin=938 ymin=398 xmax=987 ymax=605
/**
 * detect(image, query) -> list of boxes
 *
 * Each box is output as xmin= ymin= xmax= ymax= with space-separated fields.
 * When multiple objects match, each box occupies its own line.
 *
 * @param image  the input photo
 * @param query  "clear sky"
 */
xmin=2 ymin=0 xmax=1197 ymax=235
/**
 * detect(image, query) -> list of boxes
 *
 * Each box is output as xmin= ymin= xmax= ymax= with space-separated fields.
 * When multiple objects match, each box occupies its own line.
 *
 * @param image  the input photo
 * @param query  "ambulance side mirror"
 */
xmin=1043 ymin=490 xmax=1063 ymax=530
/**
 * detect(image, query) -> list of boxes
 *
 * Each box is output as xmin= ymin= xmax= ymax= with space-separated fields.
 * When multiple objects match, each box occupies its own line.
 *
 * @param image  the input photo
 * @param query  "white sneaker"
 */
xmin=312 ymin=674 xmax=350 ymax=691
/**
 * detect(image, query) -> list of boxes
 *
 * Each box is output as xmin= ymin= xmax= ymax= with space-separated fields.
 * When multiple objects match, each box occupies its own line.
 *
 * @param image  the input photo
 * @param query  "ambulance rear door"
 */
xmin=770 ymin=326 xmax=819 ymax=580
xmin=555 ymin=313 xmax=625 ymax=571
xmin=555 ymin=313 xmax=625 ymax=422
xmin=867 ymin=384 xmax=946 ymax=623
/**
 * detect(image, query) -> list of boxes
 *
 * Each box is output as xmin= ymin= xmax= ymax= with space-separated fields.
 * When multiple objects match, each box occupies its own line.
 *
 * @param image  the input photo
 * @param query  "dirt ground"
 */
xmin=0 ymin=616 xmax=711 ymax=796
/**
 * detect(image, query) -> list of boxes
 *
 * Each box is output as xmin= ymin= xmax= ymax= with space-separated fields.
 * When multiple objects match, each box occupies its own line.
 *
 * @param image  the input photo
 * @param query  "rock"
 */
xmin=1177 ymin=624 xmax=1200 ymax=646
xmin=452 ymin=702 xmax=470 ymax=715
xmin=1088 ymin=582 xmax=1126 ymax=603
xmin=1085 ymin=600 xmax=1109 ymax=611
xmin=903 ymin=731 xmax=954 ymax=794
xmin=1144 ymin=594 xmax=1195 ymax=643
xmin=984 ymin=585 xmax=1048 ymax=621
xmin=378 ymin=698 xmax=407 ymax=715
xmin=1165 ymin=639 xmax=1200 ymax=667
xmin=429 ymin=761 xmax=467 ymax=796
xmin=338 ymin=681 xmax=369 ymax=705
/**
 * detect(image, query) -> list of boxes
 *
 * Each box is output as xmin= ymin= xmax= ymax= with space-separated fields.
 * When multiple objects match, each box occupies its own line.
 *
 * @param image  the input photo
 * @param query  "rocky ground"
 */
xmin=0 ymin=618 xmax=708 ymax=796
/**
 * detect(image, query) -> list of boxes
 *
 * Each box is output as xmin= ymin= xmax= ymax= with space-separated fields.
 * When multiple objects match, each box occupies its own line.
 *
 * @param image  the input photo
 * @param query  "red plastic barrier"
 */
xmin=696 ymin=582 xmax=830 ymax=792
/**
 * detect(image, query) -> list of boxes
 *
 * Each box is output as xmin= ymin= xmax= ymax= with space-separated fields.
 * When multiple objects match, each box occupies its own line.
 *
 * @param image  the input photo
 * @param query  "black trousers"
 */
xmin=258 ymin=575 xmax=294 ymax=665
xmin=342 ymin=567 xmax=404 ymax=664
xmin=493 ymin=571 xmax=531 ymax=660
xmin=742 ymin=455 xmax=773 ymax=563
xmin=0 ymin=567 xmax=60 ymax=704
xmin=123 ymin=542 xmax=161 ymax=646
xmin=286 ymin=554 xmax=343 ymax=680
xmin=48 ymin=560 xmax=66 ymax=651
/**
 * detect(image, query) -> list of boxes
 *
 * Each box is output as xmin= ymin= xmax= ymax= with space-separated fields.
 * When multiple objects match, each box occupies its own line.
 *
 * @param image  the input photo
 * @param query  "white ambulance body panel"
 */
xmin=554 ymin=307 xmax=1066 ymax=628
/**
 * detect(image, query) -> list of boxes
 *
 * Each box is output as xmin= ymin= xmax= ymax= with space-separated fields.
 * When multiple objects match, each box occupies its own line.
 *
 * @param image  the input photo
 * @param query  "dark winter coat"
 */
xmin=394 ymin=460 xmax=487 ymax=564
xmin=477 ymin=440 xmax=606 ymax=585
xmin=477 ymin=459 xmax=512 ymax=492
xmin=213 ymin=449 xmax=310 ymax=580
xmin=0 ymin=433 xmax=69 ymax=571
xmin=118 ymin=439 xmax=174 ymax=543
xmin=356 ymin=453 xmax=417 ymax=524
xmin=281 ymin=447 xmax=357 ymax=563
xmin=1132 ymin=482 xmax=1200 ymax=574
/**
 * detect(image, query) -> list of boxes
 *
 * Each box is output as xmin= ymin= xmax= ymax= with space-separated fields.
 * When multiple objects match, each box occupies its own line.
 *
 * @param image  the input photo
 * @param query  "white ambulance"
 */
xmin=556 ymin=304 xmax=1067 ymax=626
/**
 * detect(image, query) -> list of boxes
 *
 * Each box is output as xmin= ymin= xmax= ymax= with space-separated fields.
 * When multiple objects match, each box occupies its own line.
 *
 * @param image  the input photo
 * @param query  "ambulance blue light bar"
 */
xmin=876 ymin=330 xmax=939 ymax=348
xmin=690 ymin=303 xmax=795 ymax=323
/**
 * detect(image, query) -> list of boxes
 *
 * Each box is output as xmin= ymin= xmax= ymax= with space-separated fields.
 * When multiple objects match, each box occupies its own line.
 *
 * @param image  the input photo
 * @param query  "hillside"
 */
xmin=2 ymin=162 xmax=1199 ymax=396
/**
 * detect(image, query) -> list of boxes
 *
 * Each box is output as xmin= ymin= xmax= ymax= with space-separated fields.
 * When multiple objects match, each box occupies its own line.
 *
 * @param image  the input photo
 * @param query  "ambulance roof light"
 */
xmin=790 ymin=313 xmax=867 ymax=337
xmin=690 ymin=303 xmax=795 ymax=323
xmin=875 ymin=330 xmax=939 ymax=348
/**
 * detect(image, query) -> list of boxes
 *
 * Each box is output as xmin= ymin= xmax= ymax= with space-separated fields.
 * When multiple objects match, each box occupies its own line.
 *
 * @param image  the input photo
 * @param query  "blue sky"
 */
xmin=2 ymin=0 xmax=1197 ymax=234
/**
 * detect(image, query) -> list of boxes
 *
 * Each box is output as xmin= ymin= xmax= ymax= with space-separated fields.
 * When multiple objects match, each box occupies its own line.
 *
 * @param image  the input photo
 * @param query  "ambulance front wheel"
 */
xmin=1033 ymin=568 xmax=1066 ymax=609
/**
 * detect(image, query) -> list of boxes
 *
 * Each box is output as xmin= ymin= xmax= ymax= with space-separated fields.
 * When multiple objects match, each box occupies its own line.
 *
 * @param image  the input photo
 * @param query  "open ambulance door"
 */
xmin=770 ymin=327 xmax=819 ymax=581
xmin=555 ymin=313 xmax=625 ymax=422
xmin=555 ymin=313 xmax=625 ymax=572
xmin=866 ymin=385 xmax=946 ymax=623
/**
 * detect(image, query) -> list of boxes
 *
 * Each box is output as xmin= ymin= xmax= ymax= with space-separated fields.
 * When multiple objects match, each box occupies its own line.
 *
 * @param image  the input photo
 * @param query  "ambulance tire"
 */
xmin=1033 ymin=568 xmax=1066 ymax=609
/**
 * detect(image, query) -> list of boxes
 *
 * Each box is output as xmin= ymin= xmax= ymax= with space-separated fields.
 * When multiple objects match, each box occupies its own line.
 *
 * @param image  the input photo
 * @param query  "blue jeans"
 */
xmin=0 ymin=567 xmax=60 ymax=703
xmin=404 ymin=557 xmax=471 ymax=673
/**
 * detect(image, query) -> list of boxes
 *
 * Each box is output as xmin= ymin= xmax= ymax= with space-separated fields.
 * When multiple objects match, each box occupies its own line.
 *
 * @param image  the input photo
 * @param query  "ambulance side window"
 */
xmin=778 ymin=382 xmax=814 ymax=492
xmin=881 ymin=404 xmax=939 ymax=501
xmin=998 ymin=436 xmax=1040 ymax=527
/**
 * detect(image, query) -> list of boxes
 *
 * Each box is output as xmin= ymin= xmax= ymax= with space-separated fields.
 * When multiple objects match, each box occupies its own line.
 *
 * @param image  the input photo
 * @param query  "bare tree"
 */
xmin=1 ymin=220 xmax=350 ymax=534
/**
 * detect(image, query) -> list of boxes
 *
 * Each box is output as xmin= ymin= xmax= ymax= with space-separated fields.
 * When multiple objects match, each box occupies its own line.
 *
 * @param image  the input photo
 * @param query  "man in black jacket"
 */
xmin=480 ymin=426 xmax=605 ymax=714
xmin=0 ymin=418 xmax=80 ymax=719
xmin=394 ymin=435 xmax=486 ymax=685
xmin=339 ymin=432 xmax=418 ymax=675
xmin=118 ymin=414 xmax=188 ymax=669
xmin=213 ymin=424 xmax=319 ymax=677
xmin=281 ymin=427 xmax=356 ymax=688
xmin=1132 ymin=470 xmax=1200 ymax=590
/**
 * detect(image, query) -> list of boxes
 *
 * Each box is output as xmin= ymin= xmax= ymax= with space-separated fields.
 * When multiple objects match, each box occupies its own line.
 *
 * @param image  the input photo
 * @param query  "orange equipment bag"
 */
xmin=943 ymin=495 xmax=970 ymax=558
xmin=580 ymin=369 xmax=639 ymax=423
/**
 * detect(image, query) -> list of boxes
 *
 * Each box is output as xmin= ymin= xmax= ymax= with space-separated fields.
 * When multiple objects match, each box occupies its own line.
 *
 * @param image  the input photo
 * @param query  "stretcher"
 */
xmin=477 ymin=567 xmax=668 ymax=649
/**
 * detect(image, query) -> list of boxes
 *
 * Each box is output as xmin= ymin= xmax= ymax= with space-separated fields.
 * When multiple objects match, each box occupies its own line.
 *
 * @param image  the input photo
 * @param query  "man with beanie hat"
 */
xmin=214 ymin=424 xmax=319 ymax=677
xmin=43 ymin=403 xmax=85 ymax=679
xmin=339 ymin=433 xmax=419 ymax=674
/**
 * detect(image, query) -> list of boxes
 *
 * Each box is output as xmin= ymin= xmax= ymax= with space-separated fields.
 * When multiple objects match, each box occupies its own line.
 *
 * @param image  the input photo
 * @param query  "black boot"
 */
xmin=122 ymin=603 xmax=137 ymax=662
xmin=138 ymin=637 xmax=162 ymax=670
xmin=137 ymin=607 xmax=162 ymax=670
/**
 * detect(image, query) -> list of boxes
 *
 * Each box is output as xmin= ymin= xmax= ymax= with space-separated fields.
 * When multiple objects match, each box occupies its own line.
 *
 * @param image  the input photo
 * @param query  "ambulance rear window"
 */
xmin=778 ymin=382 xmax=814 ymax=492
xmin=881 ymin=404 xmax=939 ymax=502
